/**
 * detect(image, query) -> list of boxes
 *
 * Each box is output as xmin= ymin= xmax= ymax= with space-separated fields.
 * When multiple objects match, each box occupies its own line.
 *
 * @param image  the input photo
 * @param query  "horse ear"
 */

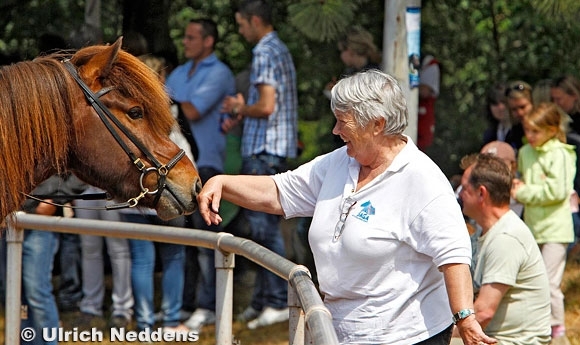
xmin=83 ymin=37 xmax=123 ymax=81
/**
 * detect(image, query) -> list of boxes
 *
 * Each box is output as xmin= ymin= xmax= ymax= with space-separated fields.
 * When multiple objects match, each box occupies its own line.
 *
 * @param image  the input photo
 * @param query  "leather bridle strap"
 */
xmin=62 ymin=60 xmax=165 ymax=171
xmin=61 ymin=59 xmax=185 ymax=208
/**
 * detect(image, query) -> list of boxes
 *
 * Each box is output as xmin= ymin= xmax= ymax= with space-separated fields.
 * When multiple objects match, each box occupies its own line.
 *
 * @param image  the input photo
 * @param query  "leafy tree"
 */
xmin=422 ymin=0 xmax=580 ymax=176
xmin=3 ymin=0 xmax=580 ymax=177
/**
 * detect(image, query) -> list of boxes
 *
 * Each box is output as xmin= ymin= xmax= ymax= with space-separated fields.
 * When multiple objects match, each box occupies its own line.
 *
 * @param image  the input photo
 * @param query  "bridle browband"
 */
xmin=50 ymin=59 xmax=187 ymax=211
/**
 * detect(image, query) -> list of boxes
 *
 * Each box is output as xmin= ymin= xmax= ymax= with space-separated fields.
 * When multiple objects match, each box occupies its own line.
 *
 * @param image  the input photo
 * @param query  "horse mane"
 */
xmin=70 ymin=46 xmax=174 ymax=138
xmin=0 ymin=43 xmax=174 ymax=220
xmin=0 ymin=57 xmax=74 ymax=220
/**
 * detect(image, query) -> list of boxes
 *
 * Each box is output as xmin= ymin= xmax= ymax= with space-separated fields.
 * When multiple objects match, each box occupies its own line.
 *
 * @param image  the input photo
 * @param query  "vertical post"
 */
xmin=5 ymin=218 xmax=24 ymax=345
xmin=288 ymin=282 xmax=305 ymax=345
xmin=383 ymin=0 xmax=422 ymax=143
xmin=215 ymin=233 xmax=235 ymax=345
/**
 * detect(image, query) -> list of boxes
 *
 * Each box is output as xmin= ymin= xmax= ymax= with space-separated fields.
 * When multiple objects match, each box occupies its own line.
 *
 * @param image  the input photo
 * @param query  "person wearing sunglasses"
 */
xmin=505 ymin=80 xmax=534 ymax=151
xmin=197 ymin=70 xmax=496 ymax=345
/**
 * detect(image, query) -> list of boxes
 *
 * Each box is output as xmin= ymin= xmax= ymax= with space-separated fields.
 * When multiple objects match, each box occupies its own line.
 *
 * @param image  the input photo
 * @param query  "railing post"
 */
xmin=288 ymin=280 xmax=305 ymax=345
xmin=5 ymin=219 xmax=24 ymax=345
xmin=215 ymin=233 xmax=235 ymax=345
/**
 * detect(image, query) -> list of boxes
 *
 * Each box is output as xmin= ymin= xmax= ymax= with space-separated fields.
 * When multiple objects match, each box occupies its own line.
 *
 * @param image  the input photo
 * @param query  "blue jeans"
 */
xmin=56 ymin=233 xmax=82 ymax=309
xmin=190 ymin=167 xmax=223 ymax=311
xmin=21 ymin=230 xmax=59 ymax=345
xmin=122 ymin=213 xmax=185 ymax=330
xmin=242 ymin=154 xmax=288 ymax=310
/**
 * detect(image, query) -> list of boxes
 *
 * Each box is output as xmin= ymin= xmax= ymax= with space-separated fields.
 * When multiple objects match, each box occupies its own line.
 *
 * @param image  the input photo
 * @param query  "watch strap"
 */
xmin=452 ymin=308 xmax=475 ymax=324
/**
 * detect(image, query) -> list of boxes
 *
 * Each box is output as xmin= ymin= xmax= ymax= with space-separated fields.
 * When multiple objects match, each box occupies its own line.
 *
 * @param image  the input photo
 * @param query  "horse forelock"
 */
xmin=71 ymin=46 xmax=175 ymax=139
xmin=0 ymin=58 xmax=74 ymax=219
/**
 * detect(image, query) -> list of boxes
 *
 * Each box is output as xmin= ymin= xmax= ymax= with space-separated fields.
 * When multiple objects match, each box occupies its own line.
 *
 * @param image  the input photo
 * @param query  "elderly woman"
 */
xmin=198 ymin=70 xmax=495 ymax=345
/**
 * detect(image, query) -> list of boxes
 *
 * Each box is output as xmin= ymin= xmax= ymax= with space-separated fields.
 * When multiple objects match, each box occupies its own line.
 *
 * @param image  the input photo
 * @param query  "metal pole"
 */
xmin=215 ymin=233 xmax=235 ymax=345
xmin=288 ymin=278 xmax=305 ymax=345
xmin=5 ymin=220 xmax=24 ymax=345
xmin=7 ymin=212 xmax=340 ymax=345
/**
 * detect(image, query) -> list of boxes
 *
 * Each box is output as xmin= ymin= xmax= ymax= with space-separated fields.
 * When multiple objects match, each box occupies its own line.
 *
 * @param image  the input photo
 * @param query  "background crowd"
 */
xmin=0 ymin=0 xmax=579 ymax=345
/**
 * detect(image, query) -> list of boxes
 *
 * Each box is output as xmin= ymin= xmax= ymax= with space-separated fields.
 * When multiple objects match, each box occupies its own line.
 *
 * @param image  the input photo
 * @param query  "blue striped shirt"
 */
xmin=242 ymin=32 xmax=298 ymax=158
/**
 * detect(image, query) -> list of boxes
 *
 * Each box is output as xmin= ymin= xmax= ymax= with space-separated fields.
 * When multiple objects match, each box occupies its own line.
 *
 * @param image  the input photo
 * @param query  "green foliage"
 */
xmin=288 ymin=0 xmax=358 ymax=42
xmin=421 ymin=0 xmax=580 ymax=176
xmin=4 ymin=0 xmax=580 ymax=178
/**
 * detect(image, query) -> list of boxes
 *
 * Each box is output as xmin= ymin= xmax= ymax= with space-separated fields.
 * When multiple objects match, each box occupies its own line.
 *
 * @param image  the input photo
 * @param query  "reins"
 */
xmin=23 ymin=59 xmax=187 ymax=213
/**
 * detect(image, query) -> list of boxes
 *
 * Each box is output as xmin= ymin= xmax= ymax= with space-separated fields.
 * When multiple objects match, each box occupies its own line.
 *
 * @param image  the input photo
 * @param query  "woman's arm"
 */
xmin=441 ymin=263 xmax=497 ymax=345
xmin=197 ymin=174 xmax=283 ymax=226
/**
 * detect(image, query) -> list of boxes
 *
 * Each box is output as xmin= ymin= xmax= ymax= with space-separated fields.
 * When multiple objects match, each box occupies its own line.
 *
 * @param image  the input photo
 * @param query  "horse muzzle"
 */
xmin=155 ymin=175 xmax=202 ymax=220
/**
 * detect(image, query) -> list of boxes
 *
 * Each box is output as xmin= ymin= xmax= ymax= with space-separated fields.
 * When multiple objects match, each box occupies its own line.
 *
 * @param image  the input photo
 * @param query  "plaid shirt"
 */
xmin=242 ymin=32 xmax=298 ymax=158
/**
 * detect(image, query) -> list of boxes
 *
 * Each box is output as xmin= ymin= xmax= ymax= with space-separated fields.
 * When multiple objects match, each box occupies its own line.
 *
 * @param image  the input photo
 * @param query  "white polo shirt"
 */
xmin=272 ymin=137 xmax=471 ymax=345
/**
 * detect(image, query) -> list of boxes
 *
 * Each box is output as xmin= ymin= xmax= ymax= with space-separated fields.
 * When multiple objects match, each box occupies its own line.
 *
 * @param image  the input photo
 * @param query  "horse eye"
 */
xmin=127 ymin=107 xmax=144 ymax=119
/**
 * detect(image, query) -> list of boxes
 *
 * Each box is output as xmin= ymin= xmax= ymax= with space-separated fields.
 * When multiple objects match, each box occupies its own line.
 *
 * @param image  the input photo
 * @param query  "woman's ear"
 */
xmin=374 ymin=118 xmax=386 ymax=135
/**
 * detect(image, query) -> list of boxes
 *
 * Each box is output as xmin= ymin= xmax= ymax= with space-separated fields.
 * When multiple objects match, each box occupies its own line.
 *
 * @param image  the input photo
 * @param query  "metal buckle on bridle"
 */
xmin=57 ymin=59 xmax=187 ymax=211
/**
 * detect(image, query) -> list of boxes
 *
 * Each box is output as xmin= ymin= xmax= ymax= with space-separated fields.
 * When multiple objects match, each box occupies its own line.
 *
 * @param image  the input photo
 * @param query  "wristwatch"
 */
xmin=452 ymin=308 xmax=475 ymax=324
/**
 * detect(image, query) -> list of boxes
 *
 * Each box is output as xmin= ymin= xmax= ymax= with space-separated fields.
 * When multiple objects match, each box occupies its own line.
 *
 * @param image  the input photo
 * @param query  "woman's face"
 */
xmin=332 ymin=110 xmax=375 ymax=162
xmin=340 ymin=48 xmax=355 ymax=68
xmin=490 ymin=102 xmax=509 ymax=122
xmin=507 ymin=97 xmax=533 ymax=122
xmin=551 ymin=87 xmax=577 ymax=114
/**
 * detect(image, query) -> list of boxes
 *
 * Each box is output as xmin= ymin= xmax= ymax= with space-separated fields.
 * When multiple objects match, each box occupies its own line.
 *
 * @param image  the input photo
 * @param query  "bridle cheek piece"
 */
xmin=62 ymin=59 xmax=186 ymax=211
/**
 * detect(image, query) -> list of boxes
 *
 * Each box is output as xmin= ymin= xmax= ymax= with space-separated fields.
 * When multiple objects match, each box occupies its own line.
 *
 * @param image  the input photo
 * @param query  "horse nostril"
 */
xmin=195 ymin=177 xmax=203 ymax=195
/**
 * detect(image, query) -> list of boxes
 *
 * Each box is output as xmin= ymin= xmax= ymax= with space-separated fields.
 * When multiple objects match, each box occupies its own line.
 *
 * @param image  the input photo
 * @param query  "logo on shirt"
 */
xmin=353 ymin=200 xmax=374 ymax=222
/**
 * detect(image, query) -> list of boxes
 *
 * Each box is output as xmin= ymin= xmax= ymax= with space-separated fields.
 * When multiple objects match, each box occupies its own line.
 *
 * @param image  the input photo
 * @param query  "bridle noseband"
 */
xmin=61 ymin=59 xmax=186 ymax=210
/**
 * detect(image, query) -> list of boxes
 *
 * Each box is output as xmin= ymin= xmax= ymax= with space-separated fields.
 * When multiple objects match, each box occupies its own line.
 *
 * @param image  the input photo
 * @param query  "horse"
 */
xmin=0 ymin=37 xmax=202 ymax=221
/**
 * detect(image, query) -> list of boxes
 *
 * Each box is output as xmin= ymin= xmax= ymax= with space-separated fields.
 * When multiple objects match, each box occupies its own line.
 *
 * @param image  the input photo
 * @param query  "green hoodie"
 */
xmin=516 ymin=138 xmax=576 ymax=244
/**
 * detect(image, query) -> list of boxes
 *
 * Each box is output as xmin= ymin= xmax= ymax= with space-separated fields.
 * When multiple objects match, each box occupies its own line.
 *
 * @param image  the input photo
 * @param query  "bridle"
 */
xmin=57 ymin=59 xmax=187 ymax=211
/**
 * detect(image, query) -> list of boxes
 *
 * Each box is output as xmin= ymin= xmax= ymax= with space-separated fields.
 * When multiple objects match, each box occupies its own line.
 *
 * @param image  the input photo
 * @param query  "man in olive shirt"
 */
xmin=457 ymin=153 xmax=551 ymax=345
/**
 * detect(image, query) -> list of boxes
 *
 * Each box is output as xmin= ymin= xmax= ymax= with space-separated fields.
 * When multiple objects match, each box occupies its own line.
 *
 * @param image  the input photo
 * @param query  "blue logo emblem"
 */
xmin=353 ymin=200 xmax=374 ymax=222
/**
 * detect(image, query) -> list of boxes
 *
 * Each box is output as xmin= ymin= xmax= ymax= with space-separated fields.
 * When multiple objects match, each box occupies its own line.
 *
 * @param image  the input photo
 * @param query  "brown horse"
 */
xmin=0 ymin=37 xmax=201 ymax=220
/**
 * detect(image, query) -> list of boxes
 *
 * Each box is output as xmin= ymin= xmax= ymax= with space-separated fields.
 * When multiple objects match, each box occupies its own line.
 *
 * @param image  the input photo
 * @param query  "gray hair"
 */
xmin=331 ymin=69 xmax=408 ymax=135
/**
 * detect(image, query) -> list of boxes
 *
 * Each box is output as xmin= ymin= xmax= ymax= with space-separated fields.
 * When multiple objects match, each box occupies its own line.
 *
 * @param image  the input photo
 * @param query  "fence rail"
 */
xmin=5 ymin=211 xmax=339 ymax=345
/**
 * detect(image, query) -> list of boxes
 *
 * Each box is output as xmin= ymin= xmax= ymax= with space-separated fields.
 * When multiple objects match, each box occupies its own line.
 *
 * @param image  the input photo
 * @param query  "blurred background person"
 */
xmin=504 ymin=80 xmax=534 ymax=152
xmin=512 ymin=103 xmax=575 ymax=345
xmin=417 ymin=54 xmax=440 ymax=151
xmin=482 ymin=83 xmax=511 ymax=146
xmin=323 ymin=25 xmax=382 ymax=100
xmin=551 ymin=75 xmax=580 ymax=133
xmin=457 ymin=153 xmax=550 ymax=344
xmin=165 ymin=17 xmax=236 ymax=333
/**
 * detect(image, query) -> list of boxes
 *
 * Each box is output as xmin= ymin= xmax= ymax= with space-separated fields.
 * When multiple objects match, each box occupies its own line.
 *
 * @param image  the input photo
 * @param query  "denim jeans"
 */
xmin=122 ymin=213 xmax=186 ymax=330
xmin=56 ymin=233 xmax=82 ymax=310
xmin=182 ymin=244 xmax=200 ymax=312
xmin=242 ymin=154 xmax=288 ymax=310
xmin=21 ymin=230 xmax=59 ymax=345
xmin=190 ymin=167 xmax=223 ymax=311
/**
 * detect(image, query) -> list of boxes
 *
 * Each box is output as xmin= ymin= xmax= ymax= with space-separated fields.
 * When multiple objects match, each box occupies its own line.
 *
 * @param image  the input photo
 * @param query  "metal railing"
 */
xmin=5 ymin=211 xmax=339 ymax=345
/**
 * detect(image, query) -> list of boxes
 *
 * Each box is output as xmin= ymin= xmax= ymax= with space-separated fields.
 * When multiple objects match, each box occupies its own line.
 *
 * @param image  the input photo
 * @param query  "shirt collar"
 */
xmin=253 ymin=31 xmax=278 ymax=52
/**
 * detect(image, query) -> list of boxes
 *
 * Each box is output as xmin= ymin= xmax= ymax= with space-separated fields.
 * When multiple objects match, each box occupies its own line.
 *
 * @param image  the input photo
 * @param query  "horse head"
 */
xmin=67 ymin=37 xmax=202 ymax=220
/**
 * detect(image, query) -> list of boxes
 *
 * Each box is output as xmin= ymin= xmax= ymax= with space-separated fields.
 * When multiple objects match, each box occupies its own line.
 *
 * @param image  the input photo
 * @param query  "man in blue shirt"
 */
xmin=165 ymin=18 xmax=235 ymax=333
xmin=222 ymin=0 xmax=298 ymax=330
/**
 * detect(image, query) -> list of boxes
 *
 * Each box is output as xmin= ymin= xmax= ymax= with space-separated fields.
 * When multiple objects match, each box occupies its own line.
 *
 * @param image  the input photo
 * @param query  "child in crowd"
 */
xmin=511 ymin=102 xmax=575 ymax=345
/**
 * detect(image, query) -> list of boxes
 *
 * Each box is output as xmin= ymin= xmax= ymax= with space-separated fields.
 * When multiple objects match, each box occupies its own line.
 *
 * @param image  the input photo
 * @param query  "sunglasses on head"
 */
xmin=504 ymin=83 xmax=529 ymax=97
